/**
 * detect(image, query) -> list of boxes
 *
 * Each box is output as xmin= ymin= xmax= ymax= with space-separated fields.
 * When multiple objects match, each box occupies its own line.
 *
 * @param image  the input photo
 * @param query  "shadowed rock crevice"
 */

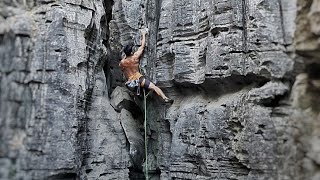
xmin=304 ymin=63 xmax=320 ymax=112
xmin=171 ymin=73 xmax=270 ymax=97
xmin=306 ymin=63 xmax=320 ymax=80
xmin=259 ymin=93 xmax=287 ymax=107
xmin=102 ymin=0 xmax=116 ymax=97
xmin=128 ymin=167 xmax=145 ymax=180
xmin=48 ymin=173 xmax=77 ymax=180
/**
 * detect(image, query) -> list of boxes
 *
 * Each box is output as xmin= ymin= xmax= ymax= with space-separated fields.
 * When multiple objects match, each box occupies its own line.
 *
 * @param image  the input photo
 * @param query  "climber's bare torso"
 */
xmin=119 ymin=56 xmax=142 ymax=82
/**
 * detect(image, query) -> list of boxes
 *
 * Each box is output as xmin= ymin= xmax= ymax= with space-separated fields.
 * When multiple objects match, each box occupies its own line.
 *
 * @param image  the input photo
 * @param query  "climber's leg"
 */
xmin=139 ymin=77 xmax=173 ymax=103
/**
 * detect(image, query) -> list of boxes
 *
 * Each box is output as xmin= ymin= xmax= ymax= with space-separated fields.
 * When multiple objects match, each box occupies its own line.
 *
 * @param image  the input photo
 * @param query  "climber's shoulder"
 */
xmin=119 ymin=58 xmax=125 ymax=67
xmin=120 ymin=56 xmax=138 ymax=67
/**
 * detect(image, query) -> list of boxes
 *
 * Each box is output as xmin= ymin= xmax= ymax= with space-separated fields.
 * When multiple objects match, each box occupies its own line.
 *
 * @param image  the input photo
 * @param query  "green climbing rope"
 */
xmin=143 ymin=88 xmax=148 ymax=180
xmin=143 ymin=89 xmax=153 ymax=179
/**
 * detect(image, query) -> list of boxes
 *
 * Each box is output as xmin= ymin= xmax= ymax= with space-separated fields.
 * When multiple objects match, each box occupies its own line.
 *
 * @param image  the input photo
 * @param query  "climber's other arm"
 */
xmin=133 ymin=30 xmax=146 ymax=59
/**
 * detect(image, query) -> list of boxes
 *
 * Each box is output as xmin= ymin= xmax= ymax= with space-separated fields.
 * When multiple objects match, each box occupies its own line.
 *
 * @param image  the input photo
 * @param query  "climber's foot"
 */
xmin=163 ymin=98 xmax=174 ymax=104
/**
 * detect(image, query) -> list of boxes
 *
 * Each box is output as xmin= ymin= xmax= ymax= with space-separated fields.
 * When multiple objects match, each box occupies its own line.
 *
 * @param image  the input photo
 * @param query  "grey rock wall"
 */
xmin=0 ymin=0 xmax=319 ymax=180
xmin=108 ymin=0 xmax=303 ymax=179
xmin=156 ymin=0 xmax=295 ymax=85
xmin=0 ymin=0 xmax=130 ymax=179
xmin=291 ymin=0 xmax=320 ymax=180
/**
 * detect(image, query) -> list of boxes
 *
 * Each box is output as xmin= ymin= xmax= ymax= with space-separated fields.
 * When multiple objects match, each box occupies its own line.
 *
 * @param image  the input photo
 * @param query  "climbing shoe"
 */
xmin=164 ymin=98 xmax=174 ymax=104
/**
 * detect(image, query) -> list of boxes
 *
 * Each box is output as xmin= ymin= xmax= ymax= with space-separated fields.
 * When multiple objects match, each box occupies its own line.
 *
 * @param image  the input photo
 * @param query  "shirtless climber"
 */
xmin=119 ymin=29 xmax=173 ymax=103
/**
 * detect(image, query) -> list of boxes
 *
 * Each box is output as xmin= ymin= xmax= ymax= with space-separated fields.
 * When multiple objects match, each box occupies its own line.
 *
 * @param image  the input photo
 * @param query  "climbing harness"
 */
xmin=125 ymin=79 xmax=141 ymax=95
xmin=125 ymin=79 xmax=140 ymax=88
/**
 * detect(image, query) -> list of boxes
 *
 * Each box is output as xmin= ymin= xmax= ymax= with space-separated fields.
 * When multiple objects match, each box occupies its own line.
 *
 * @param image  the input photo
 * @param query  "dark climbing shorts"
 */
xmin=139 ymin=76 xmax=151 ymax=89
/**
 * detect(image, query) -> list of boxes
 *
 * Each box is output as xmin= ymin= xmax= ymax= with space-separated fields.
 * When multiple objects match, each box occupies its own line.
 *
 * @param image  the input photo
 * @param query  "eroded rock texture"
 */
xmin=108 ymin=0 xmax=301 ymax=179
xmin=0 ymin=0 xmax=319 ymax=180
xmin=291 ymin=0 xmax=320 ymax=180
xmin=0 ymin=0 xmax=130 ymax=179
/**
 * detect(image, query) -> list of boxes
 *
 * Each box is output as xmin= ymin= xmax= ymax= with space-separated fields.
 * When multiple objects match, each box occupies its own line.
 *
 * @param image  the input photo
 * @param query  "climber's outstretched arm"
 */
xmin=133 ymin=30 xmax=146 ymax=59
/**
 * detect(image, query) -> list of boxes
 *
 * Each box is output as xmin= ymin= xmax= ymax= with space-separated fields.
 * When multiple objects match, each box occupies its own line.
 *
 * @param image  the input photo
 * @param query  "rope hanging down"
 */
xmin=142 ymin=2 xmax=151 ymax=177
xmin=143 ymin=88 xmax=151 ymax=180
xmin=143 ymin=89 xmax=148 ymax=180
xmin=143 ymin=89 xmax=169 ymax=180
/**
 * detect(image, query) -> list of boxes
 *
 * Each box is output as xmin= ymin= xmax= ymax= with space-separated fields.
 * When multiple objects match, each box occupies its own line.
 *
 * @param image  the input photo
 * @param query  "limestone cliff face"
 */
xmin=0 ymin=0 xmax=319 ymax=180
xmin=0 ymin=0 xmax=122 ymax=179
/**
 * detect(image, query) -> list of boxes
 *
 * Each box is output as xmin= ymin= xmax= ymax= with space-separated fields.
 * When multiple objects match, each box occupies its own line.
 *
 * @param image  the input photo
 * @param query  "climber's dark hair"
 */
xmin=123 ymin=43 xmax=134 ymax=56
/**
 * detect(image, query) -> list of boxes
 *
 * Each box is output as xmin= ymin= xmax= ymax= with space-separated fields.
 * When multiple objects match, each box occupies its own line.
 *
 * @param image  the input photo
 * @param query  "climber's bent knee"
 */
xmin=148 ymin=82 xmax=156 ymax=90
